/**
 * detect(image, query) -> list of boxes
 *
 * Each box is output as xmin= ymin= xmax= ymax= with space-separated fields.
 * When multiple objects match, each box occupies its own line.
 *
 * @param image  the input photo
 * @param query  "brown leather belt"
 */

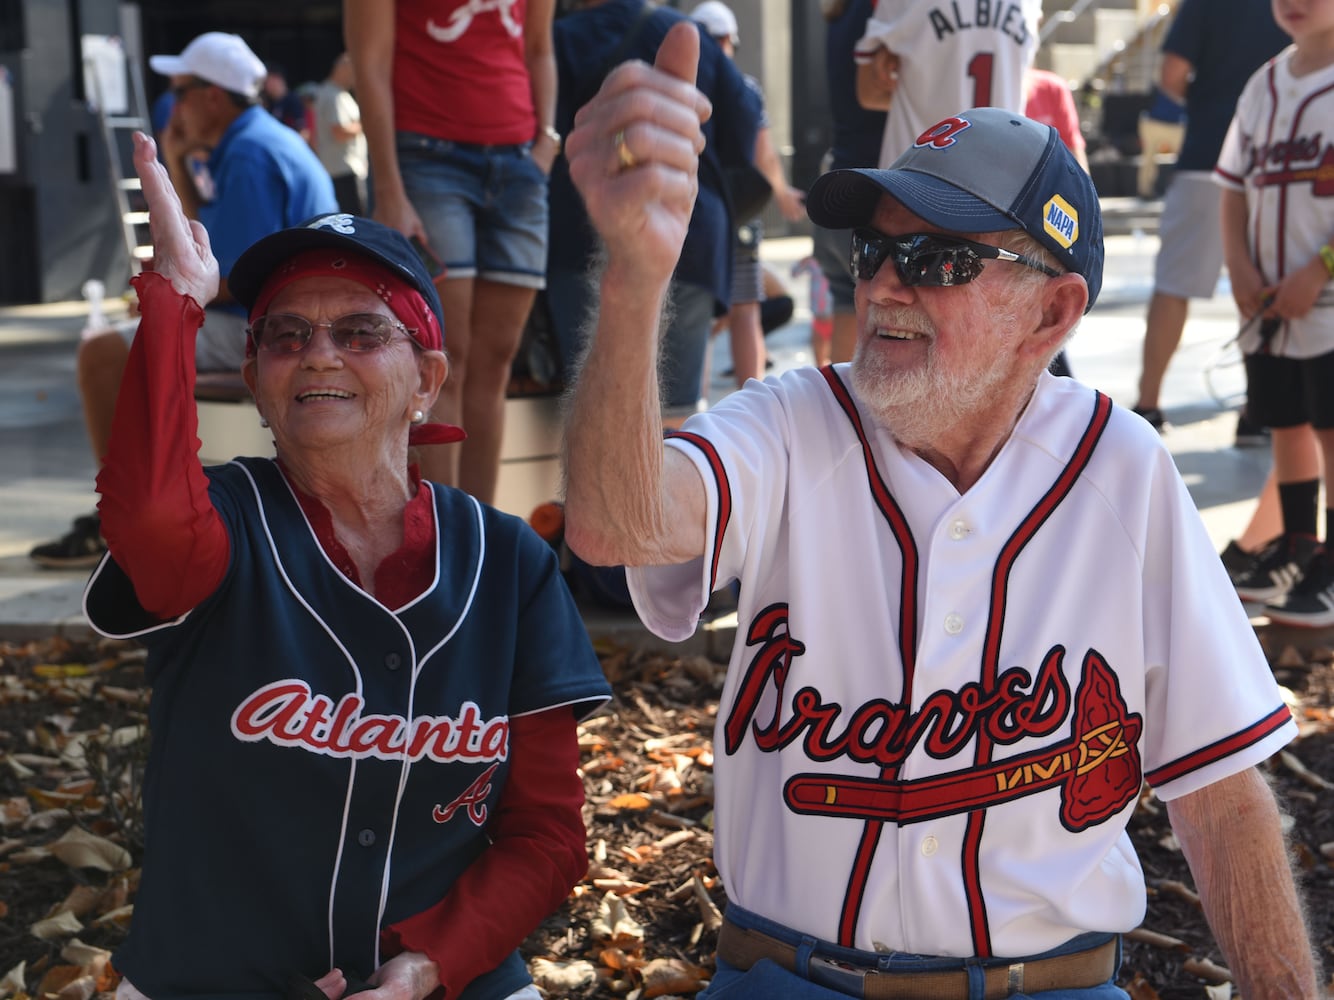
xmin=716 ymin=915 xmax=1119 ymax=1000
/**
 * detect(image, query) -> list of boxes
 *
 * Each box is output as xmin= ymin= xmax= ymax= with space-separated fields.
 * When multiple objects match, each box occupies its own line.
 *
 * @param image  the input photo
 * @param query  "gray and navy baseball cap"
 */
xmin=230 ymin=213 xmax=445 ymax=339
xmin=806 ymin=108 xmax=1103 ymax=311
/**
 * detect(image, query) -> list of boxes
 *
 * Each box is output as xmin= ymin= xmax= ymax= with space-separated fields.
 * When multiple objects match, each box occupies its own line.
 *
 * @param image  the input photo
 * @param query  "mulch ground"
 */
xmin=0 ymin=633 xmax=1330 ymax=1000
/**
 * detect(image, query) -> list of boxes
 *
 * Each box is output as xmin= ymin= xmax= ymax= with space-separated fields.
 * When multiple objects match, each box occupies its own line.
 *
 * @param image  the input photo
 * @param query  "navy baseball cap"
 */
xmin=229 ymin=213 xmax=446 ymax=336
xmin=806 ymin=108 xmax=1103 ymax=311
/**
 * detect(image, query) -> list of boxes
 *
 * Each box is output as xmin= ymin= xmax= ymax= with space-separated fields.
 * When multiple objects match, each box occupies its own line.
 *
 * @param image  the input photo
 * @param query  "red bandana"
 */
xmin=246 ymin=249 xmax=464 ymax=446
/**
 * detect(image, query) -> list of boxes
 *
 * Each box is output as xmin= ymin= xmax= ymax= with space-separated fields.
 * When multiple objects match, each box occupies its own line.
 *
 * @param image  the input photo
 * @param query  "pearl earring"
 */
xmin=260 ymin=417 xmax=269 ymax=428
xmin=411 ymin=410 xmax=425 ymax=423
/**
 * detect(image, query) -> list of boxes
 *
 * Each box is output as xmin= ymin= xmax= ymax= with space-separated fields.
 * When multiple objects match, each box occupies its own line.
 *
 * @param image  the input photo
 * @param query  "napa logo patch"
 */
xmin=1043 ymin=195 xmax=1078 ymax=249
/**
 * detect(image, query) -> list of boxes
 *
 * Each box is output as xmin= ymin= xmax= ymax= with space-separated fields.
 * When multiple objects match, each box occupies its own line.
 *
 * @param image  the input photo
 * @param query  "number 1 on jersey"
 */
xmin=967 ymin=52 xmax=994 ymax=107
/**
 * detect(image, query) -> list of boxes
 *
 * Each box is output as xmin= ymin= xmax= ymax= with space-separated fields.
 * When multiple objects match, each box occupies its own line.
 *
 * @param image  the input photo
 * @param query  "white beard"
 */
xmin=849 ymin=302 xmax=1026 ymax=449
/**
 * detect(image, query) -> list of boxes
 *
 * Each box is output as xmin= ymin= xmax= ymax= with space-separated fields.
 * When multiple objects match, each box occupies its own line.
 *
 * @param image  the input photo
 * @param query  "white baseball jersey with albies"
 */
xmin=1216 ymin=47 xmax=1334 ymax=359
xmin=628 ymin=368 xmax=1295 ymax=960
xmin=857 ymin=0 xmax=1043 ymax=168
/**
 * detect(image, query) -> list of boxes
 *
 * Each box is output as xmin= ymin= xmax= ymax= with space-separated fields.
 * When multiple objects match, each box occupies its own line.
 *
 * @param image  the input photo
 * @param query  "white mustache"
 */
xmin=865 ymin=306 xmax=935 ymax=338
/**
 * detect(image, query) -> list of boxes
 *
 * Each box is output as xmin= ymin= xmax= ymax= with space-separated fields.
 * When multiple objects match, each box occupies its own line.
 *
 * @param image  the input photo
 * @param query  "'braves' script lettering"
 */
xmin=725 ymin=604 xmax=1070 ymax=765
xmin=231 ymin=680 xmax=510 ymax=763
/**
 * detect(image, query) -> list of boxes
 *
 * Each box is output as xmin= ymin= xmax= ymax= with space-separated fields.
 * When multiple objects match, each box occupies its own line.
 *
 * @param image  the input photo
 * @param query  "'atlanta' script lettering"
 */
xmin=724 ymin=604 xmax=1070 ymax=765
xmin=231 ymin=680 xmax=510 ymax=763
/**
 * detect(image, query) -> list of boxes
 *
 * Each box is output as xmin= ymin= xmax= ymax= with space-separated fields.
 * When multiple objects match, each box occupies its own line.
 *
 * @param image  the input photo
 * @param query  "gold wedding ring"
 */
xmin=613 ymin=129 xmax=637 ymax=171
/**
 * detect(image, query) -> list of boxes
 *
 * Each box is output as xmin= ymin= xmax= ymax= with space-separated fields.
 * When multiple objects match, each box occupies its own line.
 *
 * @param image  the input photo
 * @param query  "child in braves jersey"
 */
xmin=1216 ymin=0 xmax=1334 ymax=625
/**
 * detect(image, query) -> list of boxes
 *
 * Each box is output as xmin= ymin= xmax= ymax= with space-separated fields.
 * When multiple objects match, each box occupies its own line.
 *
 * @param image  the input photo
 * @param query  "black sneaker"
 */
xmin=29 ymin=513 xmax=107 ymax=569
xmin=1265 ymin=550 xmax=1334 ymax=627
xmin=1220 ymin=538 xmax=1269 ymax=585
xmin=1131 ymin=405 xmax=1165 ymax=432
xmin=1233 ymin=533 xmax=1321 ymax=602
xmin=1234 ymin=409 xmax=1270 ymax=447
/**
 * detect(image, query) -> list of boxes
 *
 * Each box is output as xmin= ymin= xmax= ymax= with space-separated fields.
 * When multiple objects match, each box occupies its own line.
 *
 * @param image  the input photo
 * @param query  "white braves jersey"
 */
xmin=1216 ymin=46 xmax=1334 ymax=358
xmin=628 ymin=368 xmax=1295 ymax=959
xmin=857 ymin=0 xmax=1042 ymax=167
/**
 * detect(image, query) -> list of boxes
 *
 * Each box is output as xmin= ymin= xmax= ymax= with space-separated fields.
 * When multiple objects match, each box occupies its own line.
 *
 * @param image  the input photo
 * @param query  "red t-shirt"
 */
xmin=1024 ymin=69 xmax=1086 ymax=159
xmin=393 ymin=0 xmax=536 ymax=145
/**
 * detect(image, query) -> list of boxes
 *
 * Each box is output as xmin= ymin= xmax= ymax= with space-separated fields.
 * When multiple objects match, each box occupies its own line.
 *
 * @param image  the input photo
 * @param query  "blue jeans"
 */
xmin=395 ymin=131 xmax=548 ymax=288
xmin=700 ymin=905 xmax=1127 ymax=1000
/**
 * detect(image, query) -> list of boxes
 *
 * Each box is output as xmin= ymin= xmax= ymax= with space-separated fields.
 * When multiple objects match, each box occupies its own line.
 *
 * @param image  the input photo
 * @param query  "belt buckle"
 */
xmin=808 ymin=956 xmax=871 ymax=998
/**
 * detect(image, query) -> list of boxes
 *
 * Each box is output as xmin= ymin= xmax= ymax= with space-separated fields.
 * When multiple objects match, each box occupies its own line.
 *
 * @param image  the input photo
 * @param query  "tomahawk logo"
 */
xmin=308 ymin=214 xmax=356 ymax=235
xmin=426 ymin=0 xmax=522 ymax=41
xmin=726 ymin=604 xmax=1144 ymax=832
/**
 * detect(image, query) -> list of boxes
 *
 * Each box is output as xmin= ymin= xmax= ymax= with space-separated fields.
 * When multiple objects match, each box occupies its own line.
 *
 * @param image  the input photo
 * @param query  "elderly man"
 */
xmin=563 ymin=24 xmax=1317 ymax=1000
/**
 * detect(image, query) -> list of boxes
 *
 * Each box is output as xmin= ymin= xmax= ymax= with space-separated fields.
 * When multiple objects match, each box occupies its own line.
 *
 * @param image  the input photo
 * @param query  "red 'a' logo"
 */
xmin=433 ymin=762 xmax=501 ymax=827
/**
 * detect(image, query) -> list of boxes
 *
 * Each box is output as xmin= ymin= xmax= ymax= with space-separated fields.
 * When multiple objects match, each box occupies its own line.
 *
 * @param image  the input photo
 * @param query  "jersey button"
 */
xmin=948 ymin=519 xmax=970 ymax=540
xmin=357 ymin=828 xmax=376 ymax=847
xmin=921 ymin=835 xmax=938 ymax=856
xmin=943 ymin=613 xmax=964 ymax=635
xmin=384 ymin=652 xmax=402 ymax=671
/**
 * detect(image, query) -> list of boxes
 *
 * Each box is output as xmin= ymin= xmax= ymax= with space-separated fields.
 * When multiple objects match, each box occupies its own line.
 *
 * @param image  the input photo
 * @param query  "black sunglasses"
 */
xmin=248 ymin=313 xmax=418 ymax=354
xmin=850 ymin=229 xmax=1062 ymax=286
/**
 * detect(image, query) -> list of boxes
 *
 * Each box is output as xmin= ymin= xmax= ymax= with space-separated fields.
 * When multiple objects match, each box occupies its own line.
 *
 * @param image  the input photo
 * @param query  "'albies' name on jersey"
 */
xmin=928 ymin=0 xmax=1031 ymax=45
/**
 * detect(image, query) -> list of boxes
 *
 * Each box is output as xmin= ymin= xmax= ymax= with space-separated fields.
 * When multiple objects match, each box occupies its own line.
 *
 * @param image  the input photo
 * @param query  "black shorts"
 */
xmin=1244 ymin=346 xmax=1334 ymax=429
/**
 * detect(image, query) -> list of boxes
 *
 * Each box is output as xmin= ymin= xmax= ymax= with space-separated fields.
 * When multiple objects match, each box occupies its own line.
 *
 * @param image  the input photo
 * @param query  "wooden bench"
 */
xmin=193 ymin=372 xmax=564 ymax=520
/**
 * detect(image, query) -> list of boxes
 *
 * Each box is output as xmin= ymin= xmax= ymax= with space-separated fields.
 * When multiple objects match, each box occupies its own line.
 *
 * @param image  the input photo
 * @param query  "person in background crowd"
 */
xmin=1216 ymin=0 xmax=1334 ymax=627
xmin=263 ymin=62 xmax=311 ymax=139
xmin=544 ymin=0 xmax=762 ymax=425
xmin=811 ymin=0 xmax=887 ymax=367
xmin=690 ymin=0 xmax=806 ymax=388
xmin=312 ymin=52 xmax=369 ymax=215
xmin=346 ymin=0 xmax=559 ymax=504
xmin=1129 ymin=0 xmax=1289 ymax=438
xmin=1024 ymin=65 xmax=1089 ymax=172
xmin=854 ymin=0 xmax=1042 ymax=170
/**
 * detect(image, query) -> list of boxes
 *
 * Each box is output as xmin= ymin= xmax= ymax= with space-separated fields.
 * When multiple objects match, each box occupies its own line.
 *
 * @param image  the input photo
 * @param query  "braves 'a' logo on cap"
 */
xmin=308 ymin=213 xmax=356 ymax=235
xmin=913 ymin=116 xmax=972 ymax=150
xmin=1043 ymin=195 xmax=1079 ymax=250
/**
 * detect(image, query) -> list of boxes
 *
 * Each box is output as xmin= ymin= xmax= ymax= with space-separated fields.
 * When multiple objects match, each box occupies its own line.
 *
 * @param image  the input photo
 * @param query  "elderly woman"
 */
xmin=84 ymin=132 xmax=610 ymax=1000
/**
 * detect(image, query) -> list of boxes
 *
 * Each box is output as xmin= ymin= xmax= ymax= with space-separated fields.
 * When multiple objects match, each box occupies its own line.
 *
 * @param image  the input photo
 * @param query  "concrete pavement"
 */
xmin=0 ymin=198 xmax=1274 ymax=645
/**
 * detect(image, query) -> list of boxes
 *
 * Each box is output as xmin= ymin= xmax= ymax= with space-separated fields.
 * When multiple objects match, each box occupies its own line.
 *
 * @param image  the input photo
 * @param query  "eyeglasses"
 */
xmin=850 ymin=229 xmax=1062 ymax=287
xmin=248 ymin=313 xmax=418 ymax=354
xmin=169 ymin=78 xmax=213 ymax=100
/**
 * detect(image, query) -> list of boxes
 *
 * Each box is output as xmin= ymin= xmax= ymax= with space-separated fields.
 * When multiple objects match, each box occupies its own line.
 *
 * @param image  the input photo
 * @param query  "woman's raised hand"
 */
xmin=131 ymin=131 xmax=220 ymax=307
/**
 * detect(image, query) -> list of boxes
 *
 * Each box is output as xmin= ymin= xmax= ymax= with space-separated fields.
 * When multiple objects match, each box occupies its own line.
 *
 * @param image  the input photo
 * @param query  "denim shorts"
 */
xmin=395 ymin=131 xmax=549 ymax=288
